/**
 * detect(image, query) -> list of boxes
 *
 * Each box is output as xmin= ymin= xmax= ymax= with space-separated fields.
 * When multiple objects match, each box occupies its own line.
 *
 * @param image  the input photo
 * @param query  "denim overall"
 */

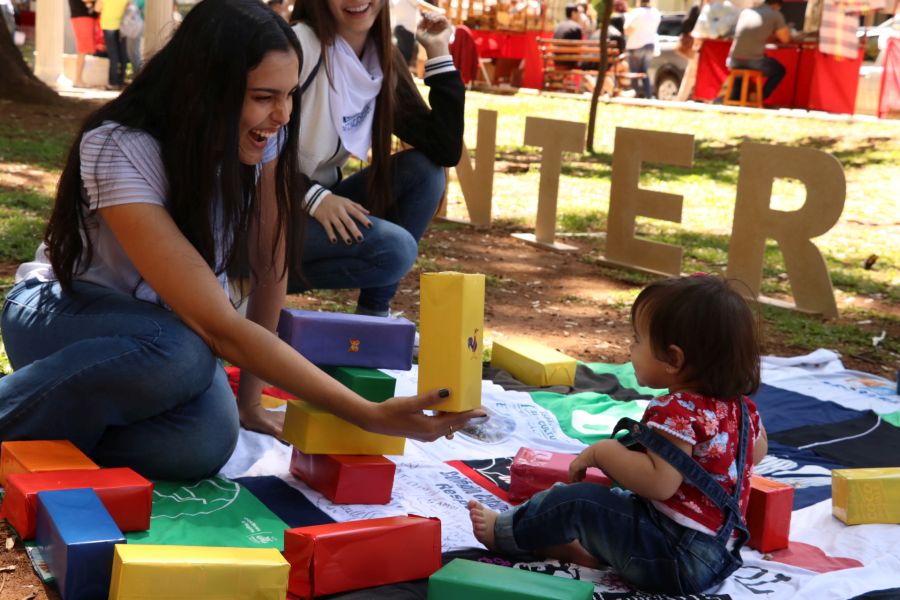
xmin=493 ymin=399 xmax=751 ymax=594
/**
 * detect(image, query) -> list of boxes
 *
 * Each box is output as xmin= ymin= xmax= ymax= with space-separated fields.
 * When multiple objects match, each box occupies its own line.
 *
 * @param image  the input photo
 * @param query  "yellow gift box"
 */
xmin=108 ymin=544 xmax=289 ymax=599
xmin=282 ymin=400 xmax=406 ymax=456
xmin=832 ymin=467 xmax=900 ymax=525
xmin=417 ymin=272 xmax=485 ymax=412
xmin=490 ymin=338 xmax=577 ymax=387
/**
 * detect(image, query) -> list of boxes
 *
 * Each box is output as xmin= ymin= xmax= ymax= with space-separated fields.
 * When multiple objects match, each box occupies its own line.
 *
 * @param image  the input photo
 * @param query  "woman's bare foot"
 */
xmin=467 ymin=500 xmax=498 ymax=551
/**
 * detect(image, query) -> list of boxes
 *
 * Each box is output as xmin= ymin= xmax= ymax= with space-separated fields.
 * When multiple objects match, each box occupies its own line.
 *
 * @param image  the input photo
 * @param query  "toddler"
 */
xmin=469 ymin=275 xmax=768 ymax=594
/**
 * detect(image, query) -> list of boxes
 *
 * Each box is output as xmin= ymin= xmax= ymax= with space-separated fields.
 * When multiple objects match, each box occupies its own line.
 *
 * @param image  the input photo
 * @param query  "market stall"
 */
xmin=693 ymin=38 xmax=863 ymax=113
xmin=692 ymin=0 xmax=887 ymax=114
xmin=439 ymin=0 xmax=553 ymax=88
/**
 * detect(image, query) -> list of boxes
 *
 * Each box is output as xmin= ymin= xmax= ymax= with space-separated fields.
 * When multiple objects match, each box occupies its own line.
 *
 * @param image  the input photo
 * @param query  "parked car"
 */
xmin=650 ymin=13 xmax=689 ymax=101
xmin=612 ymin=12 xmax=689 ymax=100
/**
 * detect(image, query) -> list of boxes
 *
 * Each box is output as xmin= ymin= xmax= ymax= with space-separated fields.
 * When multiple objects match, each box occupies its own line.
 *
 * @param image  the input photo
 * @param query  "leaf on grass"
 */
xmin=872 ymin=330 xmax=886 ymax=348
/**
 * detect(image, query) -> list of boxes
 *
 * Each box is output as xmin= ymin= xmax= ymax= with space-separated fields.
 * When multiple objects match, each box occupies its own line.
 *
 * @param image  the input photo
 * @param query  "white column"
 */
xmin=34 ymin=0 xmax=65 ymax=85
xmin=143 ymin=0 xmax=175 ymax=61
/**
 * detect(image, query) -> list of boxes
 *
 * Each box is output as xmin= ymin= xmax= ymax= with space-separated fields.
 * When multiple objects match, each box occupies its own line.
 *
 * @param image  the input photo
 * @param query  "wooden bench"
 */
xmin=536 ymin=38 xmax=644 ymax=95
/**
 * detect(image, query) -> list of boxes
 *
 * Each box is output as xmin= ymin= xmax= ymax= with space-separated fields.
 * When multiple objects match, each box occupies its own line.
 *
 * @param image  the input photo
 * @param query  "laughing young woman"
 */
xmin=0 ymin=0 xmax=480 ymax=481
xmin=288 ymin=0 xmax=465 ymax=317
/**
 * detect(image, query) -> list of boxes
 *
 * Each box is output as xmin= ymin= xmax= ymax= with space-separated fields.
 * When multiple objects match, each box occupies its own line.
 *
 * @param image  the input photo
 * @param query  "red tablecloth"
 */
xmin=694 ymin=38 xmax=862 ymax=114
xmin=469 ymin=30 xmax=552 ymax=90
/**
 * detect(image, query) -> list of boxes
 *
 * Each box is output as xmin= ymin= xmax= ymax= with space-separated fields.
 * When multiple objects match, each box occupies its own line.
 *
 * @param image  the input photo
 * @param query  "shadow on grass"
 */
xmin=559 ymin=208 xmax=900 ymax=302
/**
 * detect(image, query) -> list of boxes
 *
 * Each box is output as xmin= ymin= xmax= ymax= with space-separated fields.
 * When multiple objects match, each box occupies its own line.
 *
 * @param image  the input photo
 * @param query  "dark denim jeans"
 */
xmin=289 ymin=149 xmax=445 ymax=314
xmin=726 ymin=56 xmax=786 ymax=100
xmin=103 ymin=29 xmax=126 ymax=86
xmin=495 ymin=483 xmax=741 ymax=594
xmin=627 ymin=44 xmax=655 ymax=98
xmin=0 ymin=280 xmax=239 ymax=480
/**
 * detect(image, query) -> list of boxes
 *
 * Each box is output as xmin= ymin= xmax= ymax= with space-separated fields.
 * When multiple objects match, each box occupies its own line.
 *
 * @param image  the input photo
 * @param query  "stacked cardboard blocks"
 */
xmin=276 ymin=272 xmax=594 ymax=597
xmin=0 ymin=440 xmax=291 ymax=600
xmin=0 ymin=272 xmax=639 ymax=599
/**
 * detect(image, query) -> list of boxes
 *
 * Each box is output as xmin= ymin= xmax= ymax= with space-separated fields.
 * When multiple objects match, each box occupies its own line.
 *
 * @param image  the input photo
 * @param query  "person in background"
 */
xmin=67 ymin=0 xmax=97 ymax=88
xmin=727 ymin=0 xmax=794 ymax=101
xmin=287 ymin=1 xmax=465 ymax=318
xmin=576 ymin=0 xmax=596 ymax=37
xmin=675 ymin=0 xmax=703 ymax=101
xmin=95 ymin=0 xmax=129 ymax=89
xmin=392 ymin=0 xmax=419 ymax=68
xmin=624 ymin=0 xmax=660 ymax=98
xmin=123 ymin=0 xmax=144 ymax=76
xmin=553 ymin=4 xmax=584 ymax=41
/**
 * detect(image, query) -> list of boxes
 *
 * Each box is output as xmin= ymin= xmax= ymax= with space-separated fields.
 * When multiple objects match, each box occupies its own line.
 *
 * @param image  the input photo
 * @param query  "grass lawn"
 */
xmin=1 ymin=91 xmax=899 ymax=374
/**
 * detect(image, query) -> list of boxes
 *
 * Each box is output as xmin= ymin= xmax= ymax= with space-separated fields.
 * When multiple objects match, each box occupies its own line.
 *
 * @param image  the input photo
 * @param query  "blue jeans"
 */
xmin=103 ymin=29 xmax=126 ymax=86
xmin=627 ymin=44 xmax=654 ymax=98
xmin=126 ymin=35 xmax=142 ymax=74
xmin=495 ymin=483 xmax=739 ymax=594
xmin=726 ymin=56 xmax=786 ymax=100
xmin=0 ymin=279 xmax=239 ymax=480
xmin=289 ymin=150 xmax=445 ymax=314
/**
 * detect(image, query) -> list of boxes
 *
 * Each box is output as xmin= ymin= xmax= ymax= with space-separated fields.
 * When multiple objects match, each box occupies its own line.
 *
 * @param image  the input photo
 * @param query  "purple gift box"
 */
xmin=277 ymin=309 xmax=416 ymax=370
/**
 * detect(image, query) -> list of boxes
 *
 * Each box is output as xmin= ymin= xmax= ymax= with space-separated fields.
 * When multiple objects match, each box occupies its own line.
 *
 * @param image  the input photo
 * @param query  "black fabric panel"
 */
xmin=848 ymin=589 xmax=900 ymax=600
xmin=233 ymin=475 xmax=334 ymax=528
xmin=769 ymin=412 xmax=900 ymax=468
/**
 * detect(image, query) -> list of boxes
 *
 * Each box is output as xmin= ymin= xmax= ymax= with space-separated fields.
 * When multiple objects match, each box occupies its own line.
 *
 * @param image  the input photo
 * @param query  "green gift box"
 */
xmin=323 ymin=367 xmax=396 ymax=403
xmin=427 ymin=559 xmax=594 ymax=599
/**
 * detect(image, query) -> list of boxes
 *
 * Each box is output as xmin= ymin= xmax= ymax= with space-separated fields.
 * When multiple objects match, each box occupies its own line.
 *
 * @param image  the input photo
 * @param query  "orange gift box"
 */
xmin=0 ymin=440 xmax=98 ymax=486
xmin=289 ymin=448 xmax=395 ymax=505
xmin=284 ymin=516 xmax=441 ymax=599
xmin=509 ymin=447 xmax=612 ymax=503
xmin=746 ymin=475 xmax=793 ymax=552
xmin=1 ymin=467 xmax=153 ymax=540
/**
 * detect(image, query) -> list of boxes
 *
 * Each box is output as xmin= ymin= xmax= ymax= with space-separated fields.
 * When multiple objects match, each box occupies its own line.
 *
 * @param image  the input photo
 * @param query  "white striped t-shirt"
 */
xmin=16 ymin=122 xmax=281 ymax=306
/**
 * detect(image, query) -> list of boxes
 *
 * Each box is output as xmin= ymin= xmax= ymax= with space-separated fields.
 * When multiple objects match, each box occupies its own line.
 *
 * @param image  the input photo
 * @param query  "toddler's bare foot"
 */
xmin=467 ymin=500 xmax=498 ymax=551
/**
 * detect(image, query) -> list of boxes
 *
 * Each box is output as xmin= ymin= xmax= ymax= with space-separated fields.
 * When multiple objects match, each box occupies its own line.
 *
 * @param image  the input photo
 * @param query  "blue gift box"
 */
xmin=36 ymin=488 xmax=126 ymax=600
xmin=277 ymin=309 xmax=415 ymax=370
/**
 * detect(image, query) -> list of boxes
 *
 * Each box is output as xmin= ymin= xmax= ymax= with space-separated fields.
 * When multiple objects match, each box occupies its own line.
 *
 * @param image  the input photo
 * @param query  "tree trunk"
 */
xmin=0 ymin=26 xmax=64 ymax=105
xmin=586 ymin=0 xmax=614 ymax=153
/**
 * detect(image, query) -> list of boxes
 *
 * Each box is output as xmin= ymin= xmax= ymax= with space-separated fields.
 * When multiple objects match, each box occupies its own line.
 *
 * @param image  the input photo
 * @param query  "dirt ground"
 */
xmin=1 ymin=97 xmax=898 ymax=597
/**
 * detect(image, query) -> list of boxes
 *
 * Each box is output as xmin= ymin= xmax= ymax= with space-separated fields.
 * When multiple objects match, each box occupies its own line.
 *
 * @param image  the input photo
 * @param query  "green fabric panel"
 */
xmin=530 ymin=362 xmax=667 ymax=444
xmin=530 ymin=391 xmax=650 ymax=444
xmin=882 ymin=411 xmax=900 ymax=428
xmin=428 ymin=559 xmax=594 ymax=599
xmin=125 ymin=477 xmax=287 ymax=550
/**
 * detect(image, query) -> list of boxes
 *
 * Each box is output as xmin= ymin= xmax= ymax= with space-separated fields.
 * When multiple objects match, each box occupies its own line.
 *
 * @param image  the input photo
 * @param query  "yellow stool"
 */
xmin=723 ymin=69 xmax=765 ymax=108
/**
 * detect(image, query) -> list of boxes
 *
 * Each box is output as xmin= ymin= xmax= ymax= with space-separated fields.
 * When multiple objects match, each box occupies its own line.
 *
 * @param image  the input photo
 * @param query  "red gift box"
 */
xmin=1 ymin=468 xmax=153 ymax=539
xmin=509 ymin=447 xmax=612 ymax=502
xmin=284 ymin=515 xmax=441 ymax=599
xmin=746 ymin=475 xmax=793 ymax=552
xmin=289 ymin=448 xmax=395 ymax=504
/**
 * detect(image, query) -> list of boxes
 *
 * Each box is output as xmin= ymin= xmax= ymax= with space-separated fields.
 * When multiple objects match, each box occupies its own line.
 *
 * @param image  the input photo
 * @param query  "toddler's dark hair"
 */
xmin=631 ymin=275 xmax=761 ymax=399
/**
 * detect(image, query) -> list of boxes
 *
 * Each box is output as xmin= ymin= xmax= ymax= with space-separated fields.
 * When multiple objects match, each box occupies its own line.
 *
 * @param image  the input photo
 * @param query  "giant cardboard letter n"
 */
xmin=727 ymin=143 xmax=844 ymax=317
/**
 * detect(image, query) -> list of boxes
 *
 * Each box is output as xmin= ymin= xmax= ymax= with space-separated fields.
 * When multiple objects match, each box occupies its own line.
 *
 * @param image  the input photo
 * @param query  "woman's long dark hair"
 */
xmin=45 ymin=0 xmax=305 ymax=294
xmin=291 ymin=0 xmax=397 ymax=217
